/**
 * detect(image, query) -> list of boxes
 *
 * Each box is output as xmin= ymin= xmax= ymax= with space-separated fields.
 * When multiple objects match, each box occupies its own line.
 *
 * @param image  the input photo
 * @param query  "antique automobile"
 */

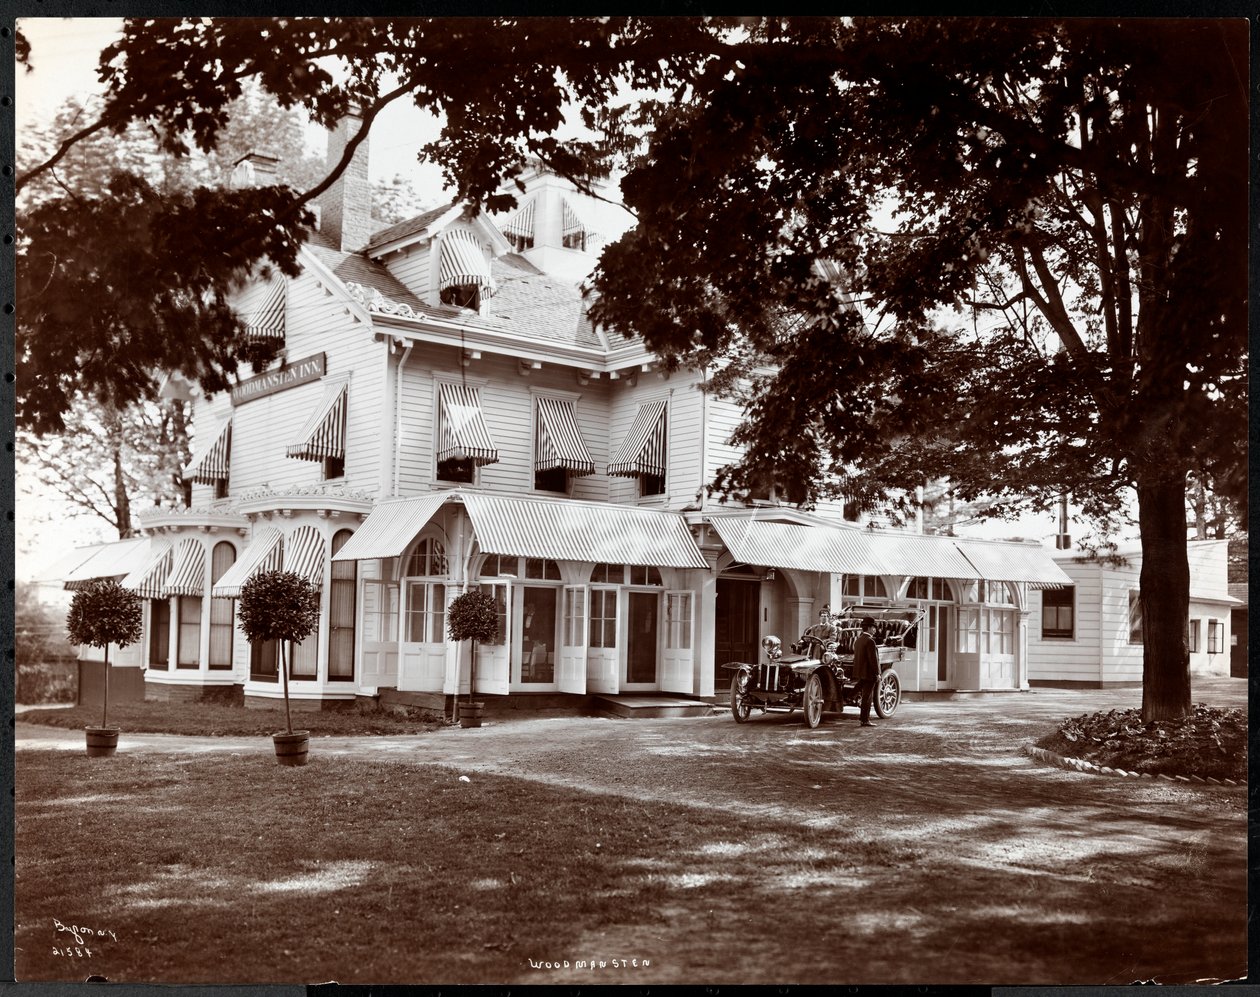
xmin=723 ymin=606 xmax=924 ymax=728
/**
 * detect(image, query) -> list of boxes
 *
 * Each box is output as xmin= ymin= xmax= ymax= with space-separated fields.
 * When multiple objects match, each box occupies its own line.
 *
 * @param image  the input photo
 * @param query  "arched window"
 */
xmin=404 ymin=537 xmax=447 ymax=643
xmin=524 ymin=557 xmax=561 ymax=581
xmin=629 ymin=565 xmax=663 ymax=586
xmin=404 ymin=538 xmax=447 ymax=577
xmin=209 ymin=541 xmax=237 ymax=670
xmin=329 ymin=530 xmax=356 ymax=681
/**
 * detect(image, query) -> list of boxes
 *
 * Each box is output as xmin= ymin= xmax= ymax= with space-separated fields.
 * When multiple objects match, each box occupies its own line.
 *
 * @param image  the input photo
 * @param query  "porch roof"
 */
xmin=954 ymin=537 xmax=1074 ymax=588
xmin=707 ymin=516 xmax=891 ymax=576
xmin=331 ymin=493 xmax=456 ymax=562
xmin=64 ymin=537 xmax=155 ymax=589
xmin=864 ymin=531 xmax=982 ymax=580
xmin=462 ymin=494 xmax=707 ymax=569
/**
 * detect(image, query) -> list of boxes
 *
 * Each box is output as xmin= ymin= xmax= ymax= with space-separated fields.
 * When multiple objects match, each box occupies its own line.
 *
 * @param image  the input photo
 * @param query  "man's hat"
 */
xmin=861 ymin=616 xmax=876 ymax=629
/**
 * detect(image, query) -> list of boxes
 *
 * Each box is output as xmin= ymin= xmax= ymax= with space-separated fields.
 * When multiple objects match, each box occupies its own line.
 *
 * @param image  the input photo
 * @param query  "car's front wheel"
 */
xmin=802 ymin=672 xmax=824 ymax=728
xmin=730 ymin=673 xmax=752 ymax=723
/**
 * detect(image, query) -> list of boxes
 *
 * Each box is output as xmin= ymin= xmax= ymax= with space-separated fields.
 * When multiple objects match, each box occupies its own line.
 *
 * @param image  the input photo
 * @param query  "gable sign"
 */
xmin=231 ymin=353 xmax=326 ymax=406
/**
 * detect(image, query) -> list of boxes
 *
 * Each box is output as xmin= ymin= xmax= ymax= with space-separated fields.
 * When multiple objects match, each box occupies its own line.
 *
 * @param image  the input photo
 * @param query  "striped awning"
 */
xmin=286 ymin=379 xmax=347 ymax=462
xmin=561 ymin=197 xmax=590 ymax=238
xmin=462 ymin=493 xmax=707 ymax=568
xmin=284 ymin=525 xmax=327 ymax=587
xmin=954 ymin=538 xmax=1073 ymax=589
xmin=245 ymin=279 xmax=285 ymax=340
xmin=535 ymin=397 xmax=595 ymax=476
xmin=64 ymin=537 xmax=154 ymax=590
xmin=331 ymin=493 xmax=455 ymax=562
xmin=437 ymin=382 xmax=499 ymax=466
xmin=438 ymin=228 xmax=495 ymax=297
xmin=608 ymin=401 xmax=667 ymax=478
xmin=501 ymin=199 xmax=536 ymax=240
xmin=164 ymin=538 xmax=207 ymax=597
xmin=864 ymin=531 xmax=982 ymax=580
xmin=183 ymin=415 xmax=233 ymax=485
xmin=708 ymin=517 xmax=891 ymax=576
xmin=211 ymin=527 xmax=284 ymax=598
xmin=120 ymin=540 xmax=174 ymax=600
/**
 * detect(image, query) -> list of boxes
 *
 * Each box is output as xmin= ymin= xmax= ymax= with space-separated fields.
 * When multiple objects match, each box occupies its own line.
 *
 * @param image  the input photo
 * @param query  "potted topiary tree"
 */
xmin=238 ymin=569 xmax=322 ymax=765
xmin=65 ymin=579 xmax=142 ymax=758
xmin=447 ymin=589 xmax=499 ymax=728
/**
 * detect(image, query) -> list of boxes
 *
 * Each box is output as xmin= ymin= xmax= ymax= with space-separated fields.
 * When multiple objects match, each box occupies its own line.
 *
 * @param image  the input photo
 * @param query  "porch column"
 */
xmin=696 ymin=564 xmax=718 ymax=698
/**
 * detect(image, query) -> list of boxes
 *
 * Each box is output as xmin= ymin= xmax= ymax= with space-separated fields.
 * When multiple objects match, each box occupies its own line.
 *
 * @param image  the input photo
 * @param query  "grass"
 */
xmin=16 ymin=751 xmax=920 ymax=985
xmin=18 ymin=699 xmax=445 ymax=736
xmin=1034 ymin=704 xmax=1247 ymax=781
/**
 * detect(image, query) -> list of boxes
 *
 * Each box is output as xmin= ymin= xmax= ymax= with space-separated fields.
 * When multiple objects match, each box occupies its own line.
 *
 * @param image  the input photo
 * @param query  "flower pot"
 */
xmin=272 ymin=730 xmax=311 ymax=766
xmin=460 ymin=702 xmax=485 ymax=729
xmin=84 ymin=726 xmax=120 ymax=758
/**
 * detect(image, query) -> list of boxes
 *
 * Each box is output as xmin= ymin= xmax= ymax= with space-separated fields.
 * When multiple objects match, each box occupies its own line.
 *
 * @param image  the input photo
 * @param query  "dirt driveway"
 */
xmin=15 ymin=678 xmax=1247 ymax=984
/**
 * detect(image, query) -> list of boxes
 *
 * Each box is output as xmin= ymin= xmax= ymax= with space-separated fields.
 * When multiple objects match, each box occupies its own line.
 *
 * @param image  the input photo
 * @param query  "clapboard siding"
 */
xmin=382 ymin=244 xmax=433 ymax=303
xmin=222 ymin=269 xmax=385 ymax=494
xmin=395 ymin=347 xmax=615 ymax=499
xmin=1027 ymin=563 xmax=1105 ymax=681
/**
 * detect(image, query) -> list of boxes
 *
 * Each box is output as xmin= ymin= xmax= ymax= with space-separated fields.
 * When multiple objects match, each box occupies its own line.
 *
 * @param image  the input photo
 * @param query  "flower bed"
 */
xmin=1035 ymin=704 xmax=1246 ymax=782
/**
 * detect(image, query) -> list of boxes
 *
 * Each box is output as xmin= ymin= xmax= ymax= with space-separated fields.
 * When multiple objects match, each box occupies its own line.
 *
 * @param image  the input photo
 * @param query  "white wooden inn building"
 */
xmin=58 ymin=113 xmax=1075 ymax=711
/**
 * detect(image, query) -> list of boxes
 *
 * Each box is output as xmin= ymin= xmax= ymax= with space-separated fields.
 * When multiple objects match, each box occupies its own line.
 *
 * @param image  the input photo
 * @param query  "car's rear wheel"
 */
xmin=802 ymin=673 xmax=824 ymax=728
xmin=875 ymin=669 xmax=901 ymax=718
xmin=730 ymin=673 xmax=752 ymax=723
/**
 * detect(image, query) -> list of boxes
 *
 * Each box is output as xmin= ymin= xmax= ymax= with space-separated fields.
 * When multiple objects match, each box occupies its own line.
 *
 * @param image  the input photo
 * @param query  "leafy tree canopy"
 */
xmin=447 ymin=590 xmax=500 ymax=644
xmin=65 ymin=579 xmax=143 ymax=649
xmin=238 ymin=570 xmax=321 ymax=646
xmin=18 ymin=16 xmax=1247 ymax=720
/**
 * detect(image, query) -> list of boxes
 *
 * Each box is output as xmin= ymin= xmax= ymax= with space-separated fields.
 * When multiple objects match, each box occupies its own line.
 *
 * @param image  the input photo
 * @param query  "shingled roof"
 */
xmin=364 ymin=203 xmax=459 ymax=253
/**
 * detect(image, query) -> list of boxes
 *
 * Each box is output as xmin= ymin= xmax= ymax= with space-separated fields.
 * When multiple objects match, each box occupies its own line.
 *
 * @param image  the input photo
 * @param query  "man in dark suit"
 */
xmin=852 ymin=615 xmax=880 ymax=727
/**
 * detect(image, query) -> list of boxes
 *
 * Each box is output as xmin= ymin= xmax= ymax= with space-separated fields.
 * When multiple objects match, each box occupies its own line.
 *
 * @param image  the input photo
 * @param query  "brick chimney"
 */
xmin=317 ymin=108 xmax=372 ymax=252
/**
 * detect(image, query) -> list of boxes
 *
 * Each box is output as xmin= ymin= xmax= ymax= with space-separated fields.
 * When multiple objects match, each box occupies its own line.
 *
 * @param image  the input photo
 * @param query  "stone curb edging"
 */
xmin=1022 ymin=743 xmax=1243 ymax=789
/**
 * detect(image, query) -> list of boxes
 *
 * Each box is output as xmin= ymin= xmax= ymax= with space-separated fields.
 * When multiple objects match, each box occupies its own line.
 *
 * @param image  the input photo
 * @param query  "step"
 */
xmin=591 ymin=694 xmax=718 ymax=719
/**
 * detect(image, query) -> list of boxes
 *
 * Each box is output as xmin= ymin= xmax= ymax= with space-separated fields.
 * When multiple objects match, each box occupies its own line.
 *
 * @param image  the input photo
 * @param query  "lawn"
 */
xmin=15 ymin=751 xmax=916 ymax=985
xmin=18 ymin=699 xmax=444 ymax=736
xmin=15 ymin=747 xmax=1246 ymax=985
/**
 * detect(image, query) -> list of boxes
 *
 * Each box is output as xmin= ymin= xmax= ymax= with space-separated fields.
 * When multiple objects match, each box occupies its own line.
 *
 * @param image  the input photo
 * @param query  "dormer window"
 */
xmin=438 ymin=229 xmax=495 ymax=311
xmin=440 ymin=283 xmax=481 ymax=311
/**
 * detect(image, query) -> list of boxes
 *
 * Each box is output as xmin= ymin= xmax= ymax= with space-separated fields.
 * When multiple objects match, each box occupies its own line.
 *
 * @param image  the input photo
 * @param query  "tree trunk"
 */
xmin=113 ymin=443 xmax=134 ymax=539
xmin=102 ymin=642 xmax=110 ymax=729
xmin=1137 ymin=476 xmax=1192 ymax=722
xmin=280 ymin=641 xmax=293 ymax=734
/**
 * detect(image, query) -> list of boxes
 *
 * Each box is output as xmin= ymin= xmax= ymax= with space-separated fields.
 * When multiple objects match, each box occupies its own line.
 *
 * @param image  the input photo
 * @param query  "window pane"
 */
xmin=177 ymin=596 xmax=202 ymax=667
xmin=209 ymin=596 xmax=234 ymax=669
xmin=406 ymin=582 xmax=428 ymax=642
xmin=1128 ymin=591 xmax=1143 ymax=643
xmin=290 ymin=634 xmax=317 ymax=678
xmin=149 ymin=600 xmax=170 ymax=669
xmin=429 ymin=583 xmax=446 ymax=643
xmin=478 ymin=583 xmax=508 ymax=645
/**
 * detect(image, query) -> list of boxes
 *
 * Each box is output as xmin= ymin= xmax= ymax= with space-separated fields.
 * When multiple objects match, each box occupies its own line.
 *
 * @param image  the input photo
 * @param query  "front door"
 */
xmin=625 ymin=591 xmax=659 ymax=687
xmin=716 ymin=578 xmax=761 ymax=668
xmin=937 ymin=607 xmax=952 ymax=688
xmin=518 ymin=586 xmax=558 ymax=686
xmin=359 ymin=580 xmax=399 ymax=689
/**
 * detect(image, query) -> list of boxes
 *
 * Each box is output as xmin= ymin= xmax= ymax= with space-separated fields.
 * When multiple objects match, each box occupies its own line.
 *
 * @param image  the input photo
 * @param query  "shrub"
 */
xmin=238 ymin=570 xmax=321 ymax=735
xmin=64 ymin=579 xmax=142 ymax=728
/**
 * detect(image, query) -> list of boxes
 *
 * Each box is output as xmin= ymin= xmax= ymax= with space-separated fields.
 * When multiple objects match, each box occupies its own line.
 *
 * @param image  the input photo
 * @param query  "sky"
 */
xmin=14 ymin=17 xmax=1137 ymax=584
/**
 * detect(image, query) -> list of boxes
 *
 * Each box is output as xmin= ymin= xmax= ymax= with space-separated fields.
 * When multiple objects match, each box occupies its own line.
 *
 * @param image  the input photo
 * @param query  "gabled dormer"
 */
xmin=490 ymin=163 xmax=634 ymax=284
xmin=364 ymin=203 xmax=512 ymax=315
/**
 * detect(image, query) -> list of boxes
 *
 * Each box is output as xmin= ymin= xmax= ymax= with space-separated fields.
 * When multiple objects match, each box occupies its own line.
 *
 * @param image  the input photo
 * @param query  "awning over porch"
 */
xmin=864 ymin=530 xmax=982 ymax=579
xmin=120 ymin=539 xmax=174 ymax=599
xmin=707 ymin=516 xmax=891 ymax=575
xmin=64 ymin=537 xmax=155 ymax=590
xmin=212 ymin=527 xmax=283 ymax=598
xmin=954 ymin=537 xmax=1073 ymax=588
xmin=462 ymin=493 xmax=707 ymax=568
xmin=331 ymin=493 xmax=455 ymax=562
